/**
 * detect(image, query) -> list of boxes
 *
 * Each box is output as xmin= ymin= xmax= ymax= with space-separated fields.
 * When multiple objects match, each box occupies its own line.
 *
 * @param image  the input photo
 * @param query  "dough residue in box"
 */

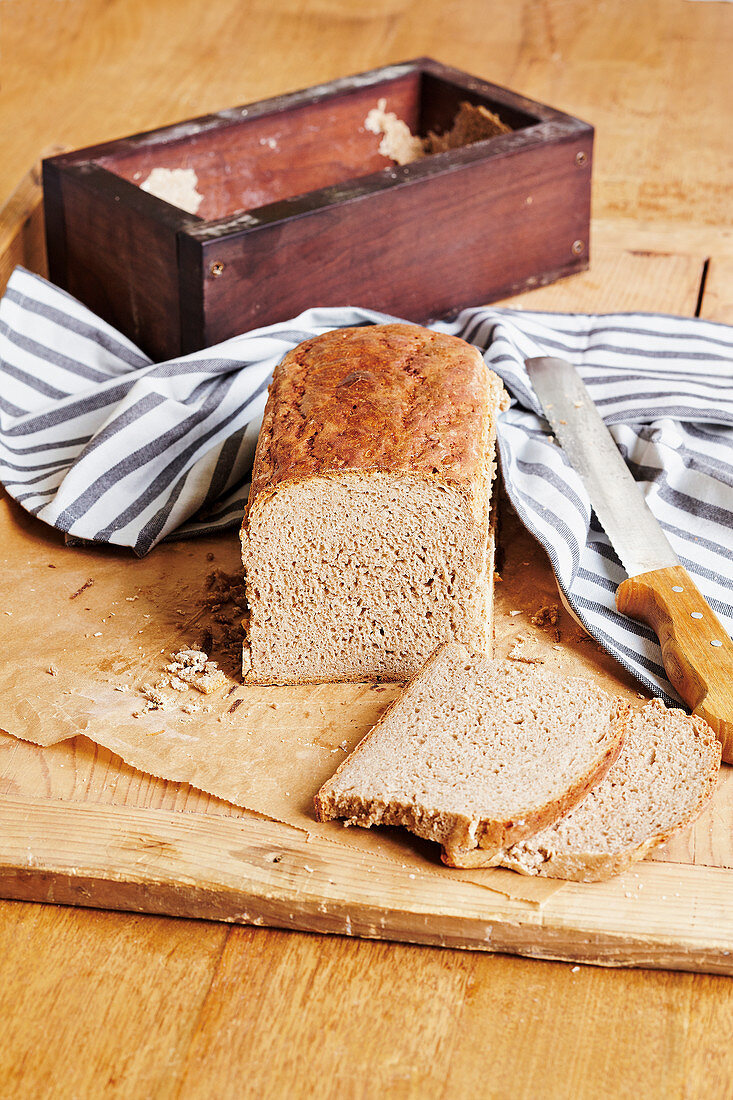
xmin=140 ymin=167 xmax=204 ymax=215
xmin=364 ymin=98 xmax=512 ymax=166
xmin=365 ymin=98 xmax=426 ymax=165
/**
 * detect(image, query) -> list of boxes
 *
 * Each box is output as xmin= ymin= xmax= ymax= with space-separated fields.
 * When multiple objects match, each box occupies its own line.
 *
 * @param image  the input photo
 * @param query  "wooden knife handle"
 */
xmin=616 ymin=565 xmax=733 ymax=761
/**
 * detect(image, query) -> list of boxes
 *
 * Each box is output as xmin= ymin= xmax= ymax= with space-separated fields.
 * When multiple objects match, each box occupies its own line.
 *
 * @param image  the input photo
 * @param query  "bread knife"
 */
xmin=525 ymin=355 xmax=733 ymax=760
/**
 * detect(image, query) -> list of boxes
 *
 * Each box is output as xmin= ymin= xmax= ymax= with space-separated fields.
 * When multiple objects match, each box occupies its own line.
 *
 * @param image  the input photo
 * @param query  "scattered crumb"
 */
xmin=509 ymin=609 xmax=522 ymax=617
xmin=531 ymin=605 xmax=559 ymax=627
xmin=92 ymin=632 xmax=102 ymax=637
xmin=70 ymin=578 xmax=94 ymax=600
xmin=140 ymin=683 xmax=169 ymax=710
xmin=135 ymin=642 xmax=229 ymax=715
xmin=192 ymin=668 xmax=228 ymax=695
xmin=47 ymin=665 xmax=59 ymax=676
xmin=571 ymin=965 xmax=580 ymax=973
xmin=228 ymin=698 xmax=244 ymax=714
xmin=114 ymin=684 xmax=130 ymax=693
xmin=126 ymin=595 xmax=139 ymax=602
xmin=508 ymin=634 xmax=544 ymax=664
xmin=206 ymin=552 xmax=215 ymax=562
xmin=493 ymin=571 xmax=503 ymax=583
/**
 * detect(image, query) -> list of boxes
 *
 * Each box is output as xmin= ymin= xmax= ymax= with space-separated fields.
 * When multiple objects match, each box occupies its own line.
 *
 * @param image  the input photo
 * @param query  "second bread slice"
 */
xmin=498 ymin=698 xmax=721 ymax=881
xmin=314 ymin=642 xmax=628 ymax=867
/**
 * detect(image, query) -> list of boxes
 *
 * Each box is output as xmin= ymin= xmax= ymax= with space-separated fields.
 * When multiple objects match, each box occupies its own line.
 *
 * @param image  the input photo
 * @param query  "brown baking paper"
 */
xmin=0 ymin=491 xmax=645 ymax=907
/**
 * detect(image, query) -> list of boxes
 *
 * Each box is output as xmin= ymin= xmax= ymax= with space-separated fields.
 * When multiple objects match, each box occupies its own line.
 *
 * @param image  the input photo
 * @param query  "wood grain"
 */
xmin=2 ymin=793 xmax=733 ymax=975
xmin=0 ymin=154 xmax=52 ymax=294
xmin=1 ymin=2 xmax=733 ymax=1098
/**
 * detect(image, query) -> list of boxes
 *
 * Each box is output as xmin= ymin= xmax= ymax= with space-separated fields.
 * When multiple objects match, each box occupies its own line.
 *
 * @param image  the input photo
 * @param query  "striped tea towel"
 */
xmin=1 ymin=265 xmax=732 ymax=706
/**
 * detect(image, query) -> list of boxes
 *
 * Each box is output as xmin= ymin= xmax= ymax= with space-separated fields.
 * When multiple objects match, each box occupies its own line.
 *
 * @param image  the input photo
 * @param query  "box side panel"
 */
xmin=98 ymin=73 xmax=423 ymax=223
xmin=197 ymin=130 xmax=593 ymax=345
xmin=44 ymin=166 xmax=182 ymax=361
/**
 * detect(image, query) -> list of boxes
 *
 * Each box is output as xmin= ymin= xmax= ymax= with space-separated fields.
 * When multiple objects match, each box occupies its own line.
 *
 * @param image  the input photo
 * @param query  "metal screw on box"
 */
xmin=575 ymin=150 xmax=588 ymax=166
xmin=210 ymin=262 xmax=225 ymax=278
xmin=572 ymin=240 xmax=586 ymax=255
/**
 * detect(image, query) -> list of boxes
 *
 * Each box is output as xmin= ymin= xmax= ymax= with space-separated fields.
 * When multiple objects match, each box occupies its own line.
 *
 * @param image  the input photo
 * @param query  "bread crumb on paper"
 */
xmin=531 ymin=604 xmax=559 ymax=628
xmin=69 ymin=578 xmax=94 ymax=600
xmin=134 ymin=644 xmax=229 ymax=716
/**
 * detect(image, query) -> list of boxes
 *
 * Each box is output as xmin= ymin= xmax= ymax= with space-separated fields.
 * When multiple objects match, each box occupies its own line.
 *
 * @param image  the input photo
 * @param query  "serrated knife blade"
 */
xmin=525 ymin=356 xmax=678 ymax=576
xmin=525 ymin=355 xmax=733 ymax=759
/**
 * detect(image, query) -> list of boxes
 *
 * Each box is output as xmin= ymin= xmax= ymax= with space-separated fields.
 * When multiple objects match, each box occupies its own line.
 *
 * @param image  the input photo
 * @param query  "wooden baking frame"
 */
xmin=42 ymin=58 xmax=593 ymax=360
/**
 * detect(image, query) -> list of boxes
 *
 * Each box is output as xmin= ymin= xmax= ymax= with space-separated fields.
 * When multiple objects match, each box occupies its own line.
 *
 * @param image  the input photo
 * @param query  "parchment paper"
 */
xmin=0 ymin=490 xmax=646 ymax=906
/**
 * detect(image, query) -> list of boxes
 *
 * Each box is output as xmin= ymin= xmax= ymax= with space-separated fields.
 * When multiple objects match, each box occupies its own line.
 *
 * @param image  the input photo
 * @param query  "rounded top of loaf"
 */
xmin=247 ymin=324 xmax=507 ymax=510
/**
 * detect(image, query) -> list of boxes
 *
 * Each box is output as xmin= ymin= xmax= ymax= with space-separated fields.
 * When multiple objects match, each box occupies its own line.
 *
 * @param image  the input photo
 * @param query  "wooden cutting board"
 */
xmin=1 ymin=169 xmax=732 ymax=974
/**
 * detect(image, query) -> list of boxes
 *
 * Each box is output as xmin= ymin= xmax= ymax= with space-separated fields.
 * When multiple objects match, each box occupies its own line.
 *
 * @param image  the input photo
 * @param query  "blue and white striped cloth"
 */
xmin=1 ymin=265 xmax=731 ymax=705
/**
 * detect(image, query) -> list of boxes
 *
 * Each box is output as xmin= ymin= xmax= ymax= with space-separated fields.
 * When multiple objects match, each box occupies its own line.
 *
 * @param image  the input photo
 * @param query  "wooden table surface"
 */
xmin=1 ymin=2 xmax=732 ymax=1097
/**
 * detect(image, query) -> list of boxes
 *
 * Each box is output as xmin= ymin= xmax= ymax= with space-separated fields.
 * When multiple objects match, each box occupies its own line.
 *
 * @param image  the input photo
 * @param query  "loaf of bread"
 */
xmin=498 ymin=698 xmax=721 ymax=881
xmin=314 ymin=642 xmax=629 ymax=866
xmin=241 ymin=325 xmax=508 ymax=685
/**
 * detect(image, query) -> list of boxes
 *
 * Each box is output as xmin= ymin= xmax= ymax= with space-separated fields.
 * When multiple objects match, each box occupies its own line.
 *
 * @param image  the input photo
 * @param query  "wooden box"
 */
xmin=43 ymin=59 xmax=593 ymax=362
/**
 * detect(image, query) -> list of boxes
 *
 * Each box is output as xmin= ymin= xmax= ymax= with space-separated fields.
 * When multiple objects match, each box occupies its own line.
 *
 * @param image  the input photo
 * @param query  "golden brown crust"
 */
xmin=246 ymin=324 xmax=505 ymax=513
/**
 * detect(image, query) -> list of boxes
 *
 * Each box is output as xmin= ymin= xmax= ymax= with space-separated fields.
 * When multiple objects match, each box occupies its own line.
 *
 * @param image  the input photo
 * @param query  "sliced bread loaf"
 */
xmin=241 ymin=324 xmax=508 ymax=685
xmin=498 ymin=698 xmax=721 ymax=882
xmin=314 ymin=642 xmax=628 ymax=867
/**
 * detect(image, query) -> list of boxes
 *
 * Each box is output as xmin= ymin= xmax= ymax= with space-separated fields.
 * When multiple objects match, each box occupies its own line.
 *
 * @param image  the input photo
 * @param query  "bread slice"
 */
xmin=314 ymin=643 xmax=628 ymax=867
xmin=498 ymin=698 xmax=721 ymax=882
xmin=240 ymin=324 xmax=508 ymax=685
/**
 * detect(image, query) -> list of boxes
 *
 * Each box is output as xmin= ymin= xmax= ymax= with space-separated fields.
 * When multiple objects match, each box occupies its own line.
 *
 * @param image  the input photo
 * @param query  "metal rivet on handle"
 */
xmin=572 ymin=240 xmax=585 ymax=256
xmin=711 ymin=640 xmax=723 ymax=648
xmin=672 ymin=585 xmax=684 ymax=592
xmin=691 ymin=611 xmax=703 ymax=619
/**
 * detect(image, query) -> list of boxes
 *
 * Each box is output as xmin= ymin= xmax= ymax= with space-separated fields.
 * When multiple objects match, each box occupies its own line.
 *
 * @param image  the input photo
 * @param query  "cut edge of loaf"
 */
xmin=314 ymin=643 xmax=629 ymax=864
xmin=241 ymin=489 xmax=499 ymax=687
xmin=498 ymin=699 xmax=722 ymax=882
